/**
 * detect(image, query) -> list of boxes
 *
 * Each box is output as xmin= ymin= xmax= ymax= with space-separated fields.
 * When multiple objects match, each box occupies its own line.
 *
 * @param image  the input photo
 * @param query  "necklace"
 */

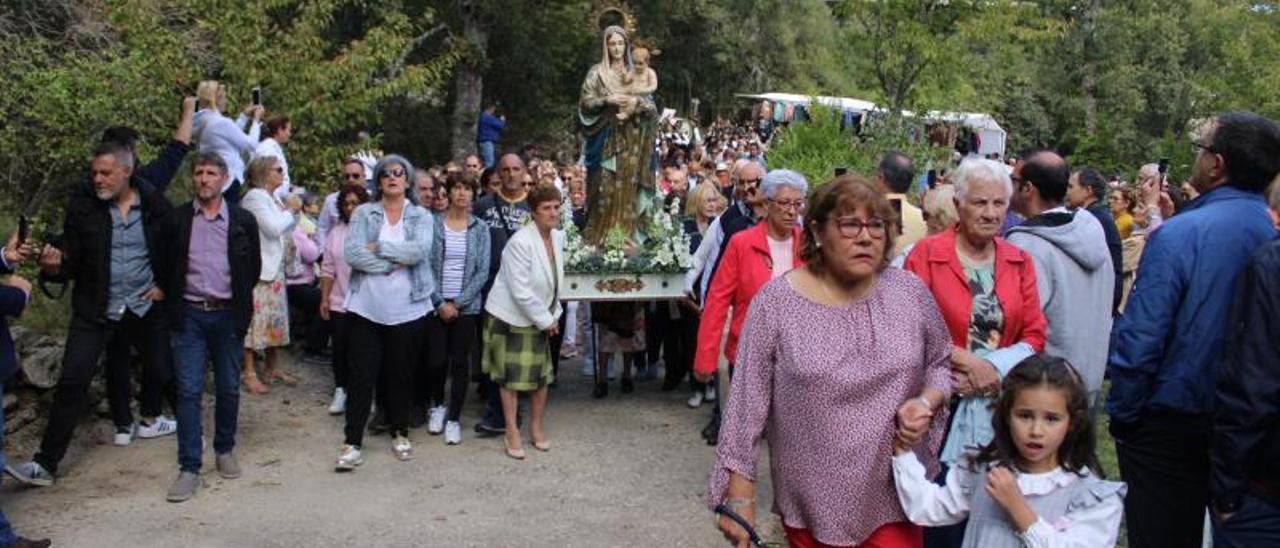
xmin=818 ymin=272 xmax=858 ymax=306
xmin=817 ymin=271 xmax=875 ymax=306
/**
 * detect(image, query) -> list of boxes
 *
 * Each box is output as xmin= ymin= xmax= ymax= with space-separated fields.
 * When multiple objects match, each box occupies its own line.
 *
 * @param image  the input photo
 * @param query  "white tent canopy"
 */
xmin=737 ymin=92 xmax=1007 ymax=157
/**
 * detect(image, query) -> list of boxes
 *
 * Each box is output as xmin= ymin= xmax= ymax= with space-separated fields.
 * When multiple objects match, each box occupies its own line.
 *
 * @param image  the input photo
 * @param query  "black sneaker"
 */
xmin=474 ymin=421 xmax=505 ymax=437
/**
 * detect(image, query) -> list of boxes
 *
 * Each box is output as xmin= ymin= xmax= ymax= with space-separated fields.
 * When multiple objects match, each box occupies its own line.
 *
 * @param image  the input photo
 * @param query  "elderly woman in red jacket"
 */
xmin=903 ymin=158 xmax=1046 ymax=470
xmin=694 ymin=169 xmax=807 ymax=444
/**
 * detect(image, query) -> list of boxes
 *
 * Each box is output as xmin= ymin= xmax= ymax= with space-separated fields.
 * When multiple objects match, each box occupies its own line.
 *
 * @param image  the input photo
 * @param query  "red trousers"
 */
xmin=784 ymin=522 xmax=922 ymax=548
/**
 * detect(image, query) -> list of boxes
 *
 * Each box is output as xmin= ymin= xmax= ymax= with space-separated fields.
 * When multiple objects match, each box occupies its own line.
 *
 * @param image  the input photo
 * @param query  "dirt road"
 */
xmin=2 ymin=354 xmax=776 ymax=547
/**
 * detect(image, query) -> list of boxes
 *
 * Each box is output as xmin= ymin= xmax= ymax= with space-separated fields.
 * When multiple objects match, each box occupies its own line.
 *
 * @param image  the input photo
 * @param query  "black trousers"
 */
xmin=328 ymin=311 xmax=351 ymax=389
xmin=645 ymin=303 xmax=668 ymax=366
xmin=343 ymin=314 xmax=423 ymax=446
xmin=286 ymin=282 xmax=328 ymax=354
xmin=664 ymin=312 xmax=703 ymax=394
xmin=1117 ymin=411 xmax=1212 ymax=548
xmin=424 ymin=314 xmax=477 ymax=421
xmin=36 ymin=310 xmax=172 ymax=473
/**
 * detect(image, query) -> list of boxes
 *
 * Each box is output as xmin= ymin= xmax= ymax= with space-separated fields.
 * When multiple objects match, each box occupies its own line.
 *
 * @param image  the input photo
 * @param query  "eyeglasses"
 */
xmin=344 ymin=173 xmax=364 ymax=181
xmin=768 ymin=198 xmax=805 ymax=211
xmin=274 ymin=167 xmax=285 ymax=174
xmin=1192 ymin=140 xmax=1214 ymax=155
xmin=834 ymin=217 xmax=887 ymax=239
xmin=738 ymin=178 xmax=761 ymax=187
xmin=382 ymin=169 xmax=406 ymax=179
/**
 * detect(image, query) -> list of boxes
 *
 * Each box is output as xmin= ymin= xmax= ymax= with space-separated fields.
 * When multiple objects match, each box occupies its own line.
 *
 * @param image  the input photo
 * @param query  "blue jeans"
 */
xmin=477 ymin=141 xmax=496 ymax=168
xmin=172 ymin=305 xmax=243 ymax=473
xmin=0 ymin=381 xmax=17 ymax=545
xmin=1214 ymin=493 xmax=1280 ymax=547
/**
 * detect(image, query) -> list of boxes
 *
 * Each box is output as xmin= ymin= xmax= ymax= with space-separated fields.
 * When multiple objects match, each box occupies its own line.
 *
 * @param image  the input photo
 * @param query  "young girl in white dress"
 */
xmin=892 ymin=354 xmax=1126 ymax=547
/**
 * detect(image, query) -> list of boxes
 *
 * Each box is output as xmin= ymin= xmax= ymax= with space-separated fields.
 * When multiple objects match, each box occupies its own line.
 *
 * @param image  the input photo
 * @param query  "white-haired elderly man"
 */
xmin=693 ymin=169 xmax=809 ymax=445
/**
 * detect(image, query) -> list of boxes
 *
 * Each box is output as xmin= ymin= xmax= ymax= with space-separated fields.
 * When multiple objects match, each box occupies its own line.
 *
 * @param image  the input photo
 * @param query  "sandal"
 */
xmin=242 ymin=374 xmax=270 ymax=395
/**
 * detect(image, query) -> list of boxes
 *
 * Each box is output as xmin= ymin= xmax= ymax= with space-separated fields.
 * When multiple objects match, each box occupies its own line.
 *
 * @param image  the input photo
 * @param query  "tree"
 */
xmin=0 ymin=0 xmax=461 ymax=221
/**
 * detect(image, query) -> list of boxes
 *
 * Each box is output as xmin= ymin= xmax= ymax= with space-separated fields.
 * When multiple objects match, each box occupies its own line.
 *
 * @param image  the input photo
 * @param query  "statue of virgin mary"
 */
xmin=578 ymin=25 xmax=658 ymax=246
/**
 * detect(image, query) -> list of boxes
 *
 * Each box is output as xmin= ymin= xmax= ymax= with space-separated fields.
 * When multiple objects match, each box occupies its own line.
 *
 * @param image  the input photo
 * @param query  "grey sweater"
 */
xmin=1006 ymin=209 xmax=1115 ymax=393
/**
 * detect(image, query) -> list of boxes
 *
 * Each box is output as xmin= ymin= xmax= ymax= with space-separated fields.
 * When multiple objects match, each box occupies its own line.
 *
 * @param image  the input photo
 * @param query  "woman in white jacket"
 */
xmin=482 ymin=185 xmax=564 ymax=460
xmin=192 ymin=80 xmax=262 ymax=203
xmin=239 ymin=156 xmax=297 ymax=394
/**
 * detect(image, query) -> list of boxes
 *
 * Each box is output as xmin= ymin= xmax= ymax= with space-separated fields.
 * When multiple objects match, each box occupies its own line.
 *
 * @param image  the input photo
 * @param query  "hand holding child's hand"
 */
xmin=894 ymin=398 xmax=933 ymax=451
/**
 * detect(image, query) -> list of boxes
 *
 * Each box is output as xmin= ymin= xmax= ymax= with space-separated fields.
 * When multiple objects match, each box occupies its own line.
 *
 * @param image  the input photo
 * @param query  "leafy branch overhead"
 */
xmin=0 ymin=0 xmax=462 ymax=222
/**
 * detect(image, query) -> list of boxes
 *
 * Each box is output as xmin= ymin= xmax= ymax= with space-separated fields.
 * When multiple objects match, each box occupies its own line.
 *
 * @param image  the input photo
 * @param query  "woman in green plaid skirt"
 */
xmin=481 ymin=185 xmax=565 ymax=460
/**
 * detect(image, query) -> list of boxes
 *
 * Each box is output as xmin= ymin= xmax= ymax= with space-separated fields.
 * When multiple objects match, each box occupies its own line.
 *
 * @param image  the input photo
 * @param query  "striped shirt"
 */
xmin=441 ymin=224 xmax=468 ymax=299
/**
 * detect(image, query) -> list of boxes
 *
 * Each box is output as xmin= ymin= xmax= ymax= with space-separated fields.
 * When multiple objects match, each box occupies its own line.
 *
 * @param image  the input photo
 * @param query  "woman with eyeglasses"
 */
xmin=903 ymin=158 xmax=1046 ymax=547
xmin=693 ymin=169 xmax=807 ymax=444
xmin=336 ymin=155 xmax=436 ymax=469
xmin=319 ymin=183 xmax=369 ymax=415
xmin=239 ymin=156 xmax=297 ymax=394
xmin=711 ymin=175 xmax=954 ymax=547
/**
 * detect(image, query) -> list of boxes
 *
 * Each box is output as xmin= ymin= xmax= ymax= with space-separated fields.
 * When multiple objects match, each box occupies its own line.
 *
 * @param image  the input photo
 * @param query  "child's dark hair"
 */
xmin=970 ymin=354 xmax=1104 ymax=477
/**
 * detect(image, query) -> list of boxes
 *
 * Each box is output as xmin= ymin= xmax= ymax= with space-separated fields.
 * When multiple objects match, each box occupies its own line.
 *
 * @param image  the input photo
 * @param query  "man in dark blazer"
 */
xmin=156 ymin=152 xmax=260 ymax=503
xmin=7 ymin=142 xmax=177 ymax=489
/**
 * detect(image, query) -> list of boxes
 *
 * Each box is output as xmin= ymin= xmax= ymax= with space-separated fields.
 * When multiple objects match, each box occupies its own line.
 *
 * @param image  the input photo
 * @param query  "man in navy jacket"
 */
xmin=0 ymin=237 xmax=52 ymax=547
xmin=1108 ymin=111 xmax=1280 ymax=548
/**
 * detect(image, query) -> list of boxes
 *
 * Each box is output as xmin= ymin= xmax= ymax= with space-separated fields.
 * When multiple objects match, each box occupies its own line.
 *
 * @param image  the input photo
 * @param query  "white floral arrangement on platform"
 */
xmin=561 ymin=196 xmax=693 ymax=275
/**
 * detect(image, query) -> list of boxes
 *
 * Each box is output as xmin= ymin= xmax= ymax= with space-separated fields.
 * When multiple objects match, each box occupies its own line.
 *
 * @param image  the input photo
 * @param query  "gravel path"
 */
xmin=1 ymin=353 xmax=776 ymax=547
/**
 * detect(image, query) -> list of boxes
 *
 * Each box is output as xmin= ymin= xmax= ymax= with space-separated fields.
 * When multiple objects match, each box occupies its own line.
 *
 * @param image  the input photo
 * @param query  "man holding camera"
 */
xmin=5 ymin=142 xmax=177 ymax=488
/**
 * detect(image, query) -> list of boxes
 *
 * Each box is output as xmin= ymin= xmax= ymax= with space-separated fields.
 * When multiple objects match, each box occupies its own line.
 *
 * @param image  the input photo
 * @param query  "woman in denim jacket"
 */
xmin=421 ymin=172 xmax=490 ymax=445
xmin=335 ymin=155 xmax=435 ymax=469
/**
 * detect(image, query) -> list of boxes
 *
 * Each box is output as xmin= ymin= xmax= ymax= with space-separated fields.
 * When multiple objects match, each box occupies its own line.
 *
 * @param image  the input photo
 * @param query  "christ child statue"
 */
xmin=616 ymin=46 xmax=657 ymax=122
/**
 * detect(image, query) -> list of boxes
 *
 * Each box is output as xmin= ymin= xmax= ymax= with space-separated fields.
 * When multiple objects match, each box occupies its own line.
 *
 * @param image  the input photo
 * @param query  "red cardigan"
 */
xmin=694 ymin=222 xmax=805 ymax=375
xmin=903 ymin=226 xmax=1046 ymax=354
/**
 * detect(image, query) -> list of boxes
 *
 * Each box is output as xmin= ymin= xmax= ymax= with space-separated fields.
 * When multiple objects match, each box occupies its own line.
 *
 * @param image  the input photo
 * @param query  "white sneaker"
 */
xmin=114 ymin=423 xmax=136 ymax=446
xmin=427 ymin=405 xmax=447 ymax=435
xmin=335 ymin=444 xmax=363 ymax=472
xmin=444 ymin=421 xmax=462 ymax=445
xmin=328 ymin=388 xmax=347 ymax=415
xmin=704 ymin=384 xmax=717 ymax=403
xmin=687 ymin=391 xmax=704 ymax=409
xmin=138 ymin=416 xmax=177 ymax=439
xmin=393 ymin=435 xmax=413 ymax=461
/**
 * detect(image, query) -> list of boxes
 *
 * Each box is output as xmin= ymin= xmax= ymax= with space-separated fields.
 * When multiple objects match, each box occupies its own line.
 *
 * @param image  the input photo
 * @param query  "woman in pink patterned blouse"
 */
xmin=710 ymin=175 xmax=953 ymax=548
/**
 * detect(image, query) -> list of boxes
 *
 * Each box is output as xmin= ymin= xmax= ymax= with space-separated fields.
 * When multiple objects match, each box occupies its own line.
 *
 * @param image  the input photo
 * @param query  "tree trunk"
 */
xmin=1080 ymin=0 xmax=1101 ymax=137
xmin=448 ymin=0 xmax=489 ymax=161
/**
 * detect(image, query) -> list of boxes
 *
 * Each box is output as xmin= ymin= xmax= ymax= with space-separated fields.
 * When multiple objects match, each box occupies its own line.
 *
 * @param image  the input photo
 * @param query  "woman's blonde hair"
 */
xmin=923 ymin=184 xmax=958 ymax=233
xmin=196 ymin=80 xmax=222 ymax=110
xmin=685 ymin=181 xmax=723 ymax=219
xmin=246 ymin=156 xmax=279 ymax=189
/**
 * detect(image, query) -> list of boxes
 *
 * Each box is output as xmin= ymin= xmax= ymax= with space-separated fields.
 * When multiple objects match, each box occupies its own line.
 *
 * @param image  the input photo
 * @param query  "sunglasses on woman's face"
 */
xmin=382 ymin=169 xmax=406 ymax=179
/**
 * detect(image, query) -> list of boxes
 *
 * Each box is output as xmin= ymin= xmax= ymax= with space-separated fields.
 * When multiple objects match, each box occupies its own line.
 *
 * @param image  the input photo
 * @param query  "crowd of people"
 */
xmin=0 ymin=75 xmax=1278 ymax=548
